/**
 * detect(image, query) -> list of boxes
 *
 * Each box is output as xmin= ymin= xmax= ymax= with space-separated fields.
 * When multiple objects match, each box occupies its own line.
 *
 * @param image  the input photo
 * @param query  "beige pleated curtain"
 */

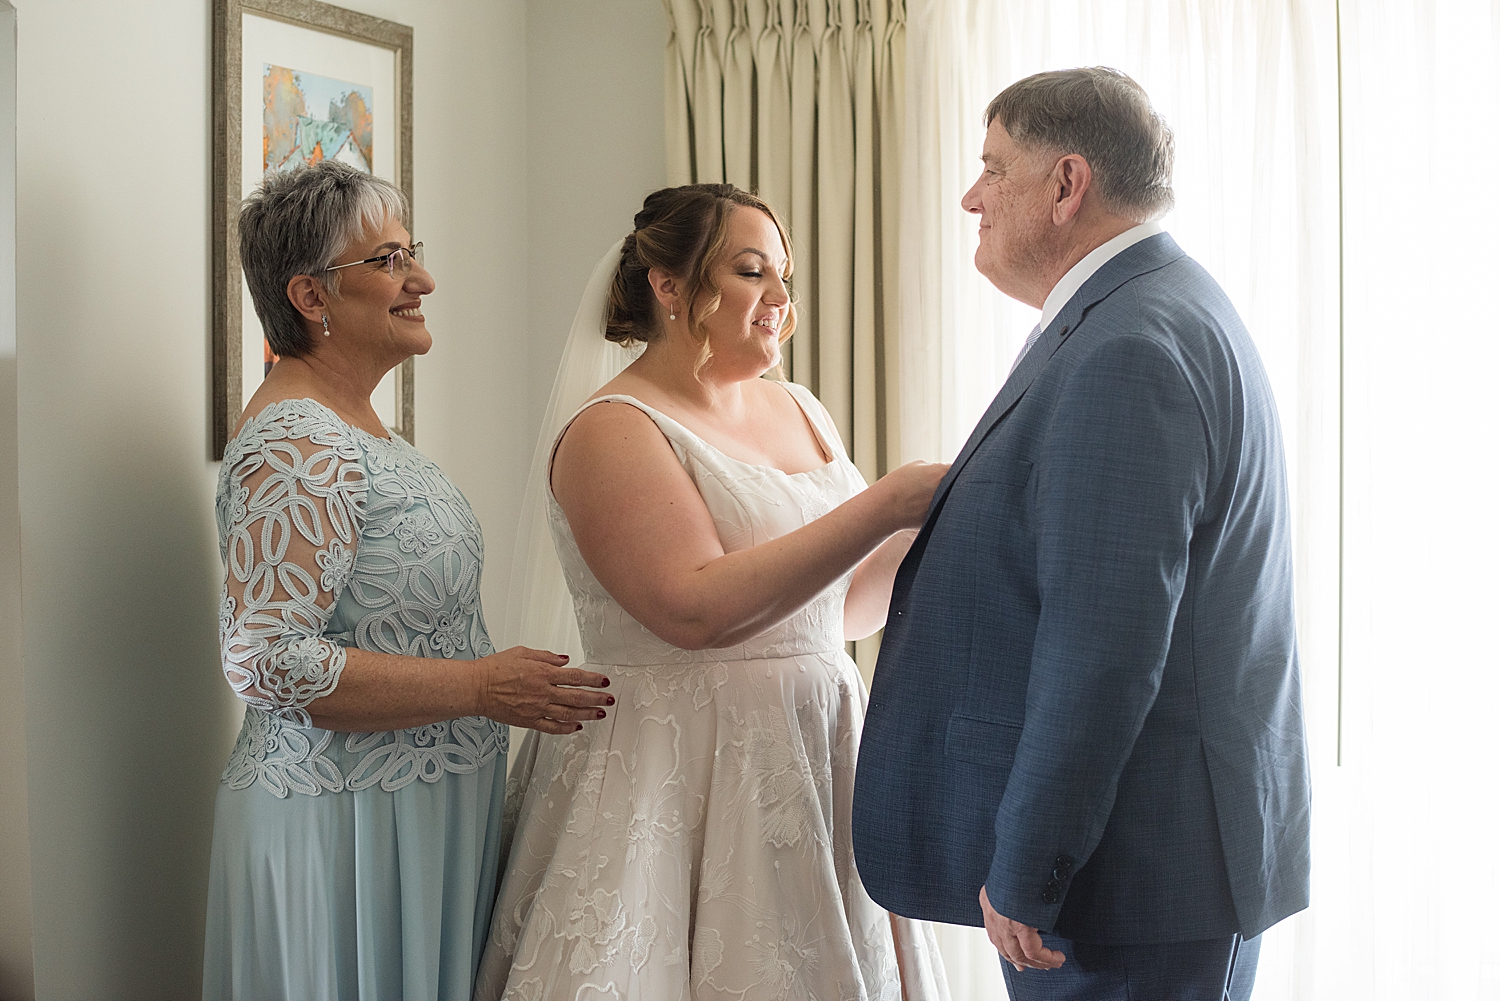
xmin=664 ymin=0 xmax=906 ymax=484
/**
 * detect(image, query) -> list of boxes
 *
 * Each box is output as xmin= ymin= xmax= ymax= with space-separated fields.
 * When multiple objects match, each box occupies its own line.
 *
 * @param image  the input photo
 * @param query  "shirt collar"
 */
xmin=1038 ymin=222 xmax=1163 ymax=332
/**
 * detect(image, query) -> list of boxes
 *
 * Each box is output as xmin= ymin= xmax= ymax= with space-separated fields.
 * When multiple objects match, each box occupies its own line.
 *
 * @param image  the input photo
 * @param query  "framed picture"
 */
xmin=212 ymin=0 xmax=414 ymax=459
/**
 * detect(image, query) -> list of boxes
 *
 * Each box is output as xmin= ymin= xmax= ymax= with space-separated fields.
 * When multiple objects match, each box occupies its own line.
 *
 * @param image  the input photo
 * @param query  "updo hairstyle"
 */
xmin=605 ymin=183 xmax=797 ymax=348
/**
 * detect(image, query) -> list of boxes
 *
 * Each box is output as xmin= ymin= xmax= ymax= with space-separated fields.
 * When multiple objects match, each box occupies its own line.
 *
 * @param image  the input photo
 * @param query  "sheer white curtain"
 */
xmin=900 ymin=2 xmax=1341 ymax=996
xmin=1328 ymin=2 xmax=1500 ymax=998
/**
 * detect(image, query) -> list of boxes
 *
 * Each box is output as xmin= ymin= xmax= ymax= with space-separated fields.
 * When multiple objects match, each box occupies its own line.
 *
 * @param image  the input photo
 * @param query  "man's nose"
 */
xmin=961 ymin=178 xmax=983 ymax=213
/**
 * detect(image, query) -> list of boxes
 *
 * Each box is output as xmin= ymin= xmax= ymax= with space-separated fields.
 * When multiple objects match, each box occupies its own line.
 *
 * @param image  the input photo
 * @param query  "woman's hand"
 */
xmin=473 ymin=647 xmax=613 ymax=735
xmin=869 ymin=461 xmax=951 ymax=532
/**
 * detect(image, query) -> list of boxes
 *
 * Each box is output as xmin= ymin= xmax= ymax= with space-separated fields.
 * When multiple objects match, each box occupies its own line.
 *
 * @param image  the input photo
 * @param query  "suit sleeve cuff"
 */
xmin=987 ymin=850 xmax=1078 ymax=930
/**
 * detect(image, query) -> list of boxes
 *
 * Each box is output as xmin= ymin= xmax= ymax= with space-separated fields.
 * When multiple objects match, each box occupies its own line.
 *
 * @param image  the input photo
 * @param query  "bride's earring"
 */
xmin=322 ymin=314 xmax=330 ymax=336
xmin=669 ymin=302 xmax=677 ymax=321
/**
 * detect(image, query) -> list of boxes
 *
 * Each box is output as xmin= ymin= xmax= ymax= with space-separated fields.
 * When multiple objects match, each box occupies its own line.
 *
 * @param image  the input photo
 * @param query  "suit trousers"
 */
xmin=999 ymin=932 xmax=1260 ymax=1001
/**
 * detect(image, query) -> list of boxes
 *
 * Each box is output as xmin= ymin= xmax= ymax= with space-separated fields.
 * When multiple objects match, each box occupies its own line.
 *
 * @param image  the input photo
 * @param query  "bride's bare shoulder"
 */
xmin=553 ymin=395 xmax=670 ymax=473
xmin=550 ymin=398 xmax=694 ymax=515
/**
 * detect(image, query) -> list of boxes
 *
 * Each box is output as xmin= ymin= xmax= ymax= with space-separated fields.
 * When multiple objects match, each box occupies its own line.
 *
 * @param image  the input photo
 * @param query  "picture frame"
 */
xmin=211 ymin=0 xmax=414 ymax=460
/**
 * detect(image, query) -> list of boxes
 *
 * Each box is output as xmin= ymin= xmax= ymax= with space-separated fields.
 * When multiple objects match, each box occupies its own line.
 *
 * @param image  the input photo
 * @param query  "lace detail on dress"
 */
xmin=218 ymin=400 xmax=367 ymax=726
xmin=341 ymin=717 xmax=505 ymax=791
xmin=221 ymin=706 xmax=345 ymax=796
xmin=215 ymin=399 xmax=506 ymax=798
xmin=475 ymin=384 xmax=946 ymax=1000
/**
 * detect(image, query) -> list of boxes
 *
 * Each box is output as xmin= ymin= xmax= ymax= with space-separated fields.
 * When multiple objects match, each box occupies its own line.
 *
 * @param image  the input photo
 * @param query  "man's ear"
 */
xmin=1051 ymin=154 xmax=1093 ymax=225
xmin=286 ymin=274 xmax=329 ymax=324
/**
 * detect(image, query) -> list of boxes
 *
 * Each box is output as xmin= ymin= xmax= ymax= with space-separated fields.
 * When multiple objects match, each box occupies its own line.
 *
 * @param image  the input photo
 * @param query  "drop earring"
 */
xmin=321 ymin=314 xmax=330 ymax=336
xmin=669 ymin=303 xmax=678 ymax=321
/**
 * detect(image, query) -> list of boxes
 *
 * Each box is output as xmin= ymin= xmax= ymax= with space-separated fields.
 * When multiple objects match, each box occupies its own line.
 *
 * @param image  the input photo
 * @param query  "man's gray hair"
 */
xmin=239 ymin=160 xmax=408 ymax=357
xmin=985 ymin=67 xmax=1175 ymax=222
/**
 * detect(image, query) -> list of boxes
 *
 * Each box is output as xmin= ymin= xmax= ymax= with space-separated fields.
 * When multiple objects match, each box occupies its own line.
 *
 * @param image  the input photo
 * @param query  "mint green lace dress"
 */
xmin=203 ymin=399 xmax=509 ymax=1001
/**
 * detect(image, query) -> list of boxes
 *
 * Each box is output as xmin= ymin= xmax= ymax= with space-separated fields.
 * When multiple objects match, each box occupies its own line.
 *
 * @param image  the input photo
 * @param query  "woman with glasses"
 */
xmin=202 ymin=160 xmax=612 ymax=1001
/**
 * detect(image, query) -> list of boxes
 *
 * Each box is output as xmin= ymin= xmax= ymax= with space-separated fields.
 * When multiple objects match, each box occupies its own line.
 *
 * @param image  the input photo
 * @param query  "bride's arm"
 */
xmin=551 ymin=402 xmax=944 ymax=651
xmin=843 ymin=530 xmax=919 ymax=641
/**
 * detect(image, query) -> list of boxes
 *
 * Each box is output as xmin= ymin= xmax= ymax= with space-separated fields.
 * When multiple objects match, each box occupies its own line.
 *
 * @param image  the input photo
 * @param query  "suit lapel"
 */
xmin=929 ymin=233 xmax=1186 ymax=512
xmin=890 ymin=234 xmax=1187 ymax=611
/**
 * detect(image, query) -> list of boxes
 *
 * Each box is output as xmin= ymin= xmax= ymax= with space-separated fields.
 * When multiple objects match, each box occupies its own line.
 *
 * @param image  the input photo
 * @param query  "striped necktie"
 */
xmin=1009 ymin=323 xmax=1044 ymax=376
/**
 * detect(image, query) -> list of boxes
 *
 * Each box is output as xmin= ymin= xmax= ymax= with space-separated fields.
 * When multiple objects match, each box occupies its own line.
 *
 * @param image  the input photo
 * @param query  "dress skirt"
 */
xmin=202 ymin=755 xmax=508 ymax=1001
xmin=475 ymin=649 xmax=948 ymax=1001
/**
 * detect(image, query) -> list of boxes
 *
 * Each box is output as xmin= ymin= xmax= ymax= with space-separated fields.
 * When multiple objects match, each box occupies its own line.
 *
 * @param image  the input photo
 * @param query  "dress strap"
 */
xmin=547 ymin=394 xmax=705 ymax=487
xmin=777 ymin=381 xmax=849 ymax=463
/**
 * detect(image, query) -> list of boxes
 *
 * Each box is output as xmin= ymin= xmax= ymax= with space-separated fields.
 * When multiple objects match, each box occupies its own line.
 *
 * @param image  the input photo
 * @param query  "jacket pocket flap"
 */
xmin=945 ymin=714 xmax=1023 ymax=765
xmin=965 ymin=457 xmax=1033 ymax=487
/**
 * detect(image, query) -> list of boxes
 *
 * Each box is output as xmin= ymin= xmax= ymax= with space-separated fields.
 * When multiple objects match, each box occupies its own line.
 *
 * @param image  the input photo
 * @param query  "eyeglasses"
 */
xmin=325 ymin=242 xmax=425 ymax=279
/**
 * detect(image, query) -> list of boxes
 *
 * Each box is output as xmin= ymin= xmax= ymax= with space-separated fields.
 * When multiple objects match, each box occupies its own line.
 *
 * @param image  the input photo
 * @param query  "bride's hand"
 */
xmin=871 ymin=460 xmax=951 ymax=531
xmin=473 ymin=647 xmax=613 ymax=735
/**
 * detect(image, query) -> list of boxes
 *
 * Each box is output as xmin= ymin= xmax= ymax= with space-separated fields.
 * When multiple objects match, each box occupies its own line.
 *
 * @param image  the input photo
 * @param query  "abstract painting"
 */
xmin=263 ymin=65 xmax=373 ymax=174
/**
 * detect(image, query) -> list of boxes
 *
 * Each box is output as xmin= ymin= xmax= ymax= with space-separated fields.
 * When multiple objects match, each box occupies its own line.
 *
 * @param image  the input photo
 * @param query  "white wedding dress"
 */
xmin=473 ymin=382 xmax=948 ymax=1001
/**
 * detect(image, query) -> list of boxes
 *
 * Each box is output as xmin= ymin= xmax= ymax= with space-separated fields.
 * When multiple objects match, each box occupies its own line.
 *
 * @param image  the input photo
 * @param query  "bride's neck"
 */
xmin=633 ymin=338 xmax=763 ymax=413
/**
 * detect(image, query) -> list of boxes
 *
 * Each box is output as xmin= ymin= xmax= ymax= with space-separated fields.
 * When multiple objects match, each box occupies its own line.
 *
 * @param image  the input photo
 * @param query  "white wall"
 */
xmin=524 ymin=0 xmax=666 ymax=429
xmin=15 ymin=2 xmax=228 ymax=995
xmin=339 ymin=0 xmax=535 ymax=621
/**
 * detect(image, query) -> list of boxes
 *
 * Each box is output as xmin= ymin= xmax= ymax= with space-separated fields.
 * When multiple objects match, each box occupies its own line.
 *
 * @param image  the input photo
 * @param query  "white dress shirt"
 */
xmin=1040 ymin=221 xmax=1163 ymax=332
xmin=1011 ymin=222 xmax=1163 ymax=373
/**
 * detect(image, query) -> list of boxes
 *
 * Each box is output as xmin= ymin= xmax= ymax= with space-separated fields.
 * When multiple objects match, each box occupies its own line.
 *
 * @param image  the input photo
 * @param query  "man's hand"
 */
xmin=979 ymin=886 xmax=1066 ymax=973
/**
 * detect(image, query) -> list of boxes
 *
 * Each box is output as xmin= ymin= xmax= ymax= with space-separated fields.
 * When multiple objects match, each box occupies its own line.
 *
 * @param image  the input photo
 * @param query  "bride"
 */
xmin=474 ymin=184 xmax=950 ymax=1000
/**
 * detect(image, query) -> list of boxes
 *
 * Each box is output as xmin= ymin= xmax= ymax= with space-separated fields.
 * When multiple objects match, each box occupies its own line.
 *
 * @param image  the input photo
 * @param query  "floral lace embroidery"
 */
xmin=218 ymin=403 xmax=366 ymax=727
xmin=221 ymin=706 xmax=344 ymax=797
xmin=215 ymin=399 xmax=505 ymax=798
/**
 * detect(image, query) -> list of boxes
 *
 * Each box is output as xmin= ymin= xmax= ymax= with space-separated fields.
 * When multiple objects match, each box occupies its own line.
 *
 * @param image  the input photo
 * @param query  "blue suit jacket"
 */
xmin=852 ymin=234 xmax=1310 ymax=945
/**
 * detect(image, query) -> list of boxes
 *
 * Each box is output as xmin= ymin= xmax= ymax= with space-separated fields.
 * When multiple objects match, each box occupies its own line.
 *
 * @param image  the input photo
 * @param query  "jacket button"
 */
xmin=1055 ymin=854 xmax=1075 ymax=869
xmin=1046 ymin=877 xmax=1062 ymax=892
xmin=1052 ymin=868 xmax=1069 ymax=881
xmin=1041 ymin=889 xmax=1059 ymax=905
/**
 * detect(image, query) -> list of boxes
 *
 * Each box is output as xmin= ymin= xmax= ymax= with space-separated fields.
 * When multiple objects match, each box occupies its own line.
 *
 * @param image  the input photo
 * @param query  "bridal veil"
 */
xmin=504 ymin=238 xmax=641 ymax=659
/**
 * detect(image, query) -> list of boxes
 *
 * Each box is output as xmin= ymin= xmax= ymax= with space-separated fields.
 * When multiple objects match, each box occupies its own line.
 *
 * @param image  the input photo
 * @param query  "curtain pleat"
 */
xmin=851 ymin=0 xmax=878 ymax=477
xmin=787 ymin=2 xmax=819 ymax=387
xmin=878 ymin=5 xmax=904 ymax=477
xmin=753 ymin=4 xmax=793 ymax=211
xmin=664 ymin=1 xmax=697 ymax=184
xmin=692 ymin=2 xmax=726 ymax=181
xmin=662 ymin=0 xmax=904 ymax=489
xmin=816 ymin=4 xmax=857 ymax=450
xmin=722 ymin=0 xmax=755 ymax=186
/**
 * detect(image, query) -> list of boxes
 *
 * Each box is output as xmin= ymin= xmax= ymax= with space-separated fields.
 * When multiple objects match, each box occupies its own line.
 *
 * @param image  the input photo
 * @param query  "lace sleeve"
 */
xmin=216 ymin=405 xmax=369 ymax=727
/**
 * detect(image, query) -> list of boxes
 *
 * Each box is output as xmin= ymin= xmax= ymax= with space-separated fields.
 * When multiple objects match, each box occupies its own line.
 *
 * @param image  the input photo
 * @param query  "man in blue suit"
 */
xmin=852 ymin=68 xmax=1310 ymax=1000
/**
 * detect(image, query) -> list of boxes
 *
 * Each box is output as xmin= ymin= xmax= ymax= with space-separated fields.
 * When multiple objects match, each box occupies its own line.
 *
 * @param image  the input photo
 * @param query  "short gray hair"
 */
xmin=239 ymin=160 xmax=408 ymax=357
xmin=985 ymin=67 xmax=1175 ymax=222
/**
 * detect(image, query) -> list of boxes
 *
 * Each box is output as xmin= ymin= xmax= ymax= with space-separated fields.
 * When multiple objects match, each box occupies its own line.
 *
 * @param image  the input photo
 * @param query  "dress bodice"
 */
xmin=214 ymin=398 xmax=505 ymax=798
xmin=545 ymin=381 xmax=869 ymax=666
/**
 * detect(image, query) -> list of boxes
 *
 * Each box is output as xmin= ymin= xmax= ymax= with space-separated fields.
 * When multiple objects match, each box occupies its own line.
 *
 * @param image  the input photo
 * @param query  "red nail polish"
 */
xmin=596 ymin=709 xmax=607 ymax=720
xmin=606 ymin=696 xmax=615 ymax=706
xmin=574 ymin=724 xmax=583 ymax=732
xmin=601 ymin=677 xmax=610 ymax=687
